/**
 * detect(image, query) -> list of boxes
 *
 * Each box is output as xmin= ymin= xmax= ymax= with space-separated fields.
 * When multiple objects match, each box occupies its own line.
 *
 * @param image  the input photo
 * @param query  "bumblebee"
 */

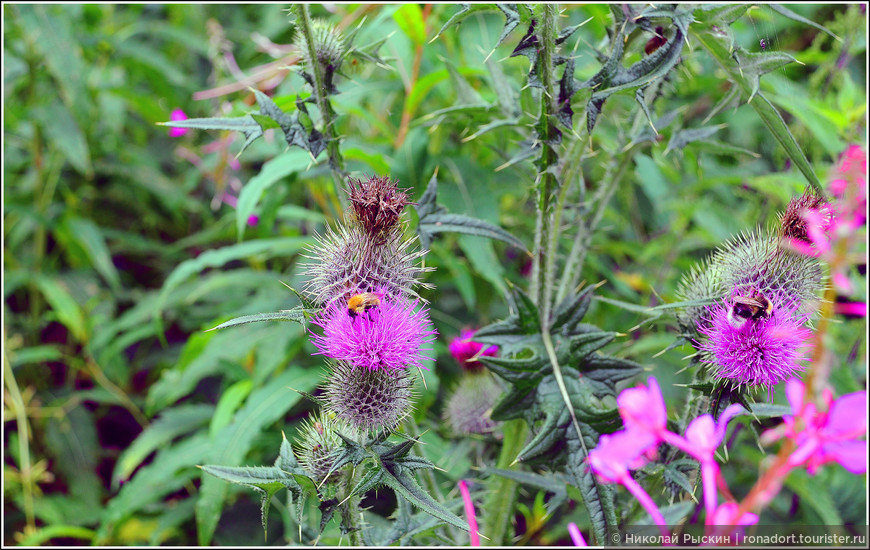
xmin=727 ymin=291 xmax=773 ymax=329
xmin=347 ymin=292 xmax=382 ymax=320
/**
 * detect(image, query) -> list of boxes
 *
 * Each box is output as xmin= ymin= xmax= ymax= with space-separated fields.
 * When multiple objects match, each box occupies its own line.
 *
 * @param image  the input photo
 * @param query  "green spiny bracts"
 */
xmin=294 ymin=19 xmax=347 ymax=93
xmin=323 ymin=361 xmax=415 ymax=437
xmin=294 ymin=410 xmax=355 ymax=485
xmin=300 ymin=223 xmax=431 ymax=305
xmin=443 ymin=372 xmax=503 ymax=436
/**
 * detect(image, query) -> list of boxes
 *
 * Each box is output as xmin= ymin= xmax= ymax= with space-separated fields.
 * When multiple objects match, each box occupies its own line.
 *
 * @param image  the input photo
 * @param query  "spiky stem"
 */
xmin=531 ymin=3 xmax=560 ymax=326
xmin=295 ymin=4 xmax=347 ymax=211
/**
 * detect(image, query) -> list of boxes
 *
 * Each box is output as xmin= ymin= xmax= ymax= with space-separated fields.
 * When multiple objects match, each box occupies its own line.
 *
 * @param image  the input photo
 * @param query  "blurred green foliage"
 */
xmin=3 ymin=3 xmax=865 ymax=546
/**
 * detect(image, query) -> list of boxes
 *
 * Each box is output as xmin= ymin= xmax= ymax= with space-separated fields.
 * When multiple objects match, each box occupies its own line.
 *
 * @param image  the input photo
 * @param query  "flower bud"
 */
xmin=294 ymin=410 xmax=355 ymax=485
xmin=443 ymin=372 xmax=503 ymax=436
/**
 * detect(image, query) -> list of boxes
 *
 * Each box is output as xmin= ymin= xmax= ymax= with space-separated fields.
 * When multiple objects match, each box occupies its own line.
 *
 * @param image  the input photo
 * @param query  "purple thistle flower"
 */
xmin=698 ymin=293 xmax=812 ymax=389
xmin=311 ymin=293 xmax=436 ymax=372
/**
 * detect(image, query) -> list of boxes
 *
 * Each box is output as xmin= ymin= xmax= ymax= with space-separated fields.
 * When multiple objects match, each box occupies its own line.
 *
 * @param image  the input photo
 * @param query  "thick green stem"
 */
xmin=295 ymin=4 xmax=347 ymax=211
xmin=480 ymin=419 xmax=528 ymax=545
xmin=530 ymin=3 xmax=560 ymax=326
xmin=339 ymin=466 xmax=363 ymax=546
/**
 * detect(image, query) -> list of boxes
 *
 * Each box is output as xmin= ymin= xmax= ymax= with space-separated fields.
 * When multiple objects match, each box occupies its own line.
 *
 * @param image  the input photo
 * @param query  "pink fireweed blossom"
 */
xmin=588 ymin=429 xmax=668 ymax=536
xmin=617 ymin=376 xmax=668 ymax=436
xmin=458 ymin=480 xmax=480 ymax=546
xmin=678 ymin=405 xmax=745 ymax=524
xmin=169 ymin=108 xmax=189 ymax=137
xmin=448 ymin=329 xmax=498 ymax=371
xmin=698 ymin=294 xmax=813 ymax=390
xmin=767 ymin=379 xmax=867 ymax=475
xmin=785 ymin=145 xmax=866 ymax=296
xmin=567 ymin=523 xmax=587 ymax=546
xmin=311 ymin=293 xmax=436 ymax=372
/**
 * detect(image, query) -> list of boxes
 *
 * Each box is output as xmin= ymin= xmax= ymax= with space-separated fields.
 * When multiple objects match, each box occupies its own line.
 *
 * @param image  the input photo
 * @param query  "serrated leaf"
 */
xmin=205 ymin=308 xmax=311 ymax=332
xmin=379 ymin=459 xmax=468 ymax=532
xmin=419 ymin=212 xmax=526 ymax=251
xmin=160 ymin=115 xmax=264 ymax=154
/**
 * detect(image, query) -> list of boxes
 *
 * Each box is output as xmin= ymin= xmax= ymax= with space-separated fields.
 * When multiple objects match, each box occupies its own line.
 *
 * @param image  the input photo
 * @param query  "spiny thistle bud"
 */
xmin=698 ymin=289 xmax=813 ymax=391
xmin=310 ymin=292 xmax=436 ymax=372
xmin=294 ymin=19 xmax=346 ymax=90
xmin=348 ymin=175 xmax=412 ymax=243
xmin=295 ymin=410 xmax=355 ymax=484
xmin=443 ymin=372 xmax=503 ymax=436
xmin=323 ymin=360 xmax=415 ymax=436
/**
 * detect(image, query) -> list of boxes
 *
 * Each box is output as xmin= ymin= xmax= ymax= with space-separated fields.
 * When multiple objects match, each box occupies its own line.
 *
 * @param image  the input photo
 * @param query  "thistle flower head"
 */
xmin=294 ymin=19 xmax=346 ymax=73
xmin=294 ymin=410 xmax=355 ymax=484
xmin=448 ymin=329 xmax=498 ymax=372
xmin=698 ymin=291 xmax=813 ymax=390
xmin=310 ymin=292 xmax=436 ymax=372
xmin=347 ymin=175 xmax=412 ymax=242
xmin=443 ymin=372 xmax=503 ymax=435
xmin=323 ymin=360 xmax=415 ymax=435
xmin=301 ymin=223 xmax=431 ymax=305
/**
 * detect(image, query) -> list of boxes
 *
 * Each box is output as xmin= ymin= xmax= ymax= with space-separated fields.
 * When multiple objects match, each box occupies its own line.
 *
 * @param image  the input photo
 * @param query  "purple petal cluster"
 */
xmin=311 ymin=294 xmax=436 ymax=372
xmin=698 ymin=295 xmax=812 ymax=389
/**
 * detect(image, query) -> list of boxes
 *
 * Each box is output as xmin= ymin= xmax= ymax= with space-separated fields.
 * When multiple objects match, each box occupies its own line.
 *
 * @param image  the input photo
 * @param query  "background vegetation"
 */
xmin=3 ymin=3 xmax=866 ymax=546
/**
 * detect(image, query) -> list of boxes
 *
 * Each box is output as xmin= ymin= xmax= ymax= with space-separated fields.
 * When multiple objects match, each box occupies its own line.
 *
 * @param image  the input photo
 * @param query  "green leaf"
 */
xmin=63 ymin=217 xmax=122 ymax=292
xmin=784 ymin=469 xmax=843 ymax=525
xmin=235 ymin=151 xmax=308 ymax=239
xmin=195 ymin=368 xmax=321 ymax=545
xmin=35 ymin=275 xmax=87 ymax=342
xmin=33 ymin=99 xmax=92 ymax=177
xmin=112 ymin=404 xmax=215 ymax=487
xmin=159 ymin=115 xmax=264 ymax=153
xmin=96 ymin=434 xmax=212 ymax=544
xmin=205 ymin=308 xmax=312 ymax=332
xmin=393 ymin=4 xmax=426 ymax=45
xmin=154 ymin=237 xmax=307 ymax=339
xmin=379 ymin=460 xmax=469 ymax=532
xmin=415 ymin=171 xmax=526 ymax=251
xmin=767 ymin=4 xmax=841 ymax=42
xmin=432 ymin=4 xmax=499 ymax=43
xmin=210 ymin=380 xmax=254 ymax=436
xmin=16 ymin=525 xmax=95 ymax=546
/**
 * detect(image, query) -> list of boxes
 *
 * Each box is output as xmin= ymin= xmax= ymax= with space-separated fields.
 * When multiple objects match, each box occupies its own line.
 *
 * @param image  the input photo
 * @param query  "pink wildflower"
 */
xmin=617 ymin=377 xmax=668 ymax=436
xmin=448 ymin=329 xmax=498 ymax=372
xmin=567 ymin=523 xmax=587 ymax=546
xmin=458 ymin=480 xmax=480 ymax=546
xmin=775 ymin=379 xmax=867 ymax=475
xmin=310 ymin=293 xmax=436 ymax=372
xmin=709 ymin=502 xmax=759 ymax=526
xmin=169 ymin=108 xmax=189 ymax=137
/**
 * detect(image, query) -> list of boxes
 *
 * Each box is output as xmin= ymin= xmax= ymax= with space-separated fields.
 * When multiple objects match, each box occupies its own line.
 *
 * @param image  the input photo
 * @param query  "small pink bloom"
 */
xmin=617 ymin=377 xmax=668 ymax=437
xmin=710 ymin=502 xmax=759 ymax=526
xmin=567 ymin=523 xmax=587 ymax=547
xmin=834 ymin=300 xmax=866 ymax=317
xmin=777 ymin=379 xmax=868 ymax=475
xmin=458 ymin=480 xmax=480 ymax=546
xmin=588 ymin=429 xmax=657 ymax=483
xmin=448 ymin=329 xmax=498 ymax=372
xmin=169 ymin=108 xmax=189 ymax=137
